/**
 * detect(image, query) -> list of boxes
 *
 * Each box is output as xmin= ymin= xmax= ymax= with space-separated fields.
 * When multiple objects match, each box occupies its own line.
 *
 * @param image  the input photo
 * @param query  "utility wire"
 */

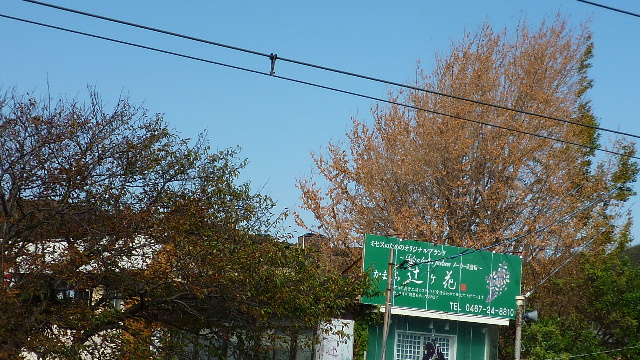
xmin=398 ymin=184 xmax=624 ymax=268
xmin=454 ymin=179 xmax=587 ymax=249
xmin=545 ymin=344 xmax=640 ymax=359
xmin=14 ymin=0 xmax=640 ymax=141
xmin=523 ymin=223 xmax=613 ymax=298
xmin=17 ymin=0 xmax=270 ymax=57
xmin=394 ymin=185 xmax=627 ymax=292
xmin=482 ymin=185 xmax=621 ymax=252
xmin=8 ymin=10 xmax=637 ymax=316
xmin=523 ymin=197 xmax=637 ymax=293
xmin=3 ymin=13 xmax=638 ymax=162
xmin=576 ymin=0 xmax=640 ymax=18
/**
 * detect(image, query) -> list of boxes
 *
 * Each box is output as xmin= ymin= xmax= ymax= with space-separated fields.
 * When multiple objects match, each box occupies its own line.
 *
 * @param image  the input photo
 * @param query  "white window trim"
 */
xmin=394 ymin=330 xmax=456 ymax=360
xmin=381 ymin=306 xmax=510 ymax=326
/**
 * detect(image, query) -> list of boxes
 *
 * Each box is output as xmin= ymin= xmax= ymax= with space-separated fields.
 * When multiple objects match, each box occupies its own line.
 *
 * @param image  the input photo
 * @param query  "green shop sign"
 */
xmin=362 ymin=234 xmax=522 ymax=320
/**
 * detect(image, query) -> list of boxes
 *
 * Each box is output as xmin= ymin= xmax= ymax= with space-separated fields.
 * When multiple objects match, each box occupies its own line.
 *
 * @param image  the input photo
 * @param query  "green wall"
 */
xmin=366 ymin=315 xmax=499 ymax=360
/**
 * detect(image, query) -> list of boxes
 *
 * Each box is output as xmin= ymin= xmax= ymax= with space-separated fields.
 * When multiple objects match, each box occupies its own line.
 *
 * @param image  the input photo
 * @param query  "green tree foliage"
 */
xmin=624 ymin=244 xmax=640 ymax=266
xmin=520 ymin=248 xmax=640 ymax=360
xmin=0 ymin=88 xmax=373 ymax=359
xmin=522 ymin=315 xmax=606 ymax=360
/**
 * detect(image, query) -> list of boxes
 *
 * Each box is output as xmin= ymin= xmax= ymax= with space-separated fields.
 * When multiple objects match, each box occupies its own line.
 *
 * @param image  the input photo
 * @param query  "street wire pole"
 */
xmin=380 ymin=248 xmax=395 ymax=360
xmin=514 ymin=295 xmax=525 ymax=360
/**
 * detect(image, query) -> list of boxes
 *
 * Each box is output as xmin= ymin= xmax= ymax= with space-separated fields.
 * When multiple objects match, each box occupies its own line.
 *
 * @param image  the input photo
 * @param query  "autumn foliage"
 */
xmin=0 ymin=89 xmax=372 ymax=359
xmin=297 ymin=17 xmax=637 ymax=295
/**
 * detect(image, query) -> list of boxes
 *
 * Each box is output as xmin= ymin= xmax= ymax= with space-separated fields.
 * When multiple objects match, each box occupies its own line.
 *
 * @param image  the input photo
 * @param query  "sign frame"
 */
xmin=362 ymin=234 xmax=522 ymax=321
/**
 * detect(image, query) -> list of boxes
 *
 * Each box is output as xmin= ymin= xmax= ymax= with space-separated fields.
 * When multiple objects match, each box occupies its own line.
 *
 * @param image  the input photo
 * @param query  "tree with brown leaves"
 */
xmin=297 ymin=16 xmax=637 ymax=290
xmin=0 ymin=89 xmax=373 ymax=359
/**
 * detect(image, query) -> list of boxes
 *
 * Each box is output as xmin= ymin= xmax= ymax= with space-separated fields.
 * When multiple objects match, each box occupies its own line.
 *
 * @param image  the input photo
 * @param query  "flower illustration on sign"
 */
xmin=486 ymin=262 xmax=510 ymax=303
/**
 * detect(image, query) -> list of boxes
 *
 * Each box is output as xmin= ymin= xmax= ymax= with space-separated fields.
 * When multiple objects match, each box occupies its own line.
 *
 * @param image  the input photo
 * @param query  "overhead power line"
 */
xmin=2 ymin=13 xmax=637 ymax=162
xmin=576 ymin=0 xmax=640 ymax=18
xmin=545 ymin=344 xmax=640 ymax=360
xmin=14 ymin=0 xmax=640 ymax=141
xmin=524 ymin=223 xmax=613 ymax=298
xmin=398 ymin=184 xmax=625 ymax=268
xmin=481 ymin=185 xmax=621 ymax=252
xmin=2 ymin=13 xmax=638 ymax=163
xmin=524 ymin=197 xmax=638 ymax=297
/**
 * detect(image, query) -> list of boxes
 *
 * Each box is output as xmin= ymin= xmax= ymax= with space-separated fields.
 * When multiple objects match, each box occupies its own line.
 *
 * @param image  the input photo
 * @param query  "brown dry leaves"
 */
xmin=297 ymin=16 xmax=635 ymax=287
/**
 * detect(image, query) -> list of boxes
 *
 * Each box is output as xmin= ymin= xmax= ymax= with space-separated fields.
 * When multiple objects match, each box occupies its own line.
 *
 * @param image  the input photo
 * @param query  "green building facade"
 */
xmin=362 ymin=235 xmax=521 ymax=360
xmin=366 ymin=315 xmax=500 ymax=360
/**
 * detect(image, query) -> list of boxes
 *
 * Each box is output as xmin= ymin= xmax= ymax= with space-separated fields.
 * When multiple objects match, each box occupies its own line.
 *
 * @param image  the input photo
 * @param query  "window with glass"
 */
xmin=395 ymin=331 xmax=455 ymax=360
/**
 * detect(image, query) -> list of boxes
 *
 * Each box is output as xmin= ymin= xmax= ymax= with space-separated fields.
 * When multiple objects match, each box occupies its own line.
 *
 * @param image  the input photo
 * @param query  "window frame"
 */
xmin=394 ymin=330 xmax=456 ymax=360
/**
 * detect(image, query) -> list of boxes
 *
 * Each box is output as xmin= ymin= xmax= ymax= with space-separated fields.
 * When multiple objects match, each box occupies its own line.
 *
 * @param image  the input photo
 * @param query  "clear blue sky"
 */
xmin=1 ymin=0 xmax=639 ymax=242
